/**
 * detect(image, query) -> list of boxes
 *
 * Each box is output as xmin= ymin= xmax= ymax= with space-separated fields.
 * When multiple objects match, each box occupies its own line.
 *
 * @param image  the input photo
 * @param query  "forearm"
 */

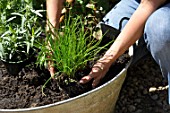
xmin=46 ymin=0 xmax=64 ymax=28
xmin=102 ymin=0 xmax=166 ymax=64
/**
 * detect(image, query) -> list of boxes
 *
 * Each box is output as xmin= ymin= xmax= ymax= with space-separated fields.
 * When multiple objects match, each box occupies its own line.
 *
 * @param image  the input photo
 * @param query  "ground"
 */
xmin=115 ymin=55 xmax=170 ymax=113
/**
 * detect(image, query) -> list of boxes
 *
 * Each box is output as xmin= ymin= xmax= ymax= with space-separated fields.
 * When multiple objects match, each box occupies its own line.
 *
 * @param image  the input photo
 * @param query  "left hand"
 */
xmin=79 ymin=57 xmax=112 ymax=88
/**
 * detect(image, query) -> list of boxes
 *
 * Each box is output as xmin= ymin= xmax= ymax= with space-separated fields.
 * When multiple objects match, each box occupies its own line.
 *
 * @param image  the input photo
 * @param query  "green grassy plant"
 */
xmin=36 ymin=15 xmax=111 ymax=79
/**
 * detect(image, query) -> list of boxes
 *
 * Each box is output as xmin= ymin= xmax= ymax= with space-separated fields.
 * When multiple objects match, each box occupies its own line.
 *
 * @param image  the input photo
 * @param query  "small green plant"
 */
xmin=0 ymin=2 xmax=43 ymax=62
xmin=36 ymin=15 xmax=111 ymax=79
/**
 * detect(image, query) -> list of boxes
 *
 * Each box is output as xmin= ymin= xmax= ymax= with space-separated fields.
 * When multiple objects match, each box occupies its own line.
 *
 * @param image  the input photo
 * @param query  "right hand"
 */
xmin=79 ymin=55 xmax=113 ymax=88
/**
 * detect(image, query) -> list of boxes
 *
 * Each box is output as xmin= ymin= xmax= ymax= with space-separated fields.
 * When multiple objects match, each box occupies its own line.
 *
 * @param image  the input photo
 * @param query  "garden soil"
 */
xmin=115 ymin=55 xmax=170 ymax=113
xmin=1 ymin=53 xmax=169 ymax=112
xmin=0 ymin=52 xmax=130 ymax=109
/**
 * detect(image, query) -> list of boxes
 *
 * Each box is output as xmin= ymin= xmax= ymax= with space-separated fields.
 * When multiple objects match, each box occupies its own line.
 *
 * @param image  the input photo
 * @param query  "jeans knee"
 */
xmin=144 ymin=7 xmax=170 ymax=53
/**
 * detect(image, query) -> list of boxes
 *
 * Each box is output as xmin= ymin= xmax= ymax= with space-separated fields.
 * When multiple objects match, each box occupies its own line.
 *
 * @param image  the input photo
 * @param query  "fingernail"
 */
xmin=79 ymin=80 xmax=84 ymax=83
xmin=92 ymin=84 xmax=95 ymax=88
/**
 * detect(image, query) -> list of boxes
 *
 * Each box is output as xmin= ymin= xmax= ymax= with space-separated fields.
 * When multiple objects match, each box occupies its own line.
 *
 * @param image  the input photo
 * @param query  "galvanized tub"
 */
xmin=0 ymin=53 xmax=133 ymax=113
xmin=0 ymin=69 xmax=128 ymax=113
xmin=0 ymin=23 xmax=133 ymax=113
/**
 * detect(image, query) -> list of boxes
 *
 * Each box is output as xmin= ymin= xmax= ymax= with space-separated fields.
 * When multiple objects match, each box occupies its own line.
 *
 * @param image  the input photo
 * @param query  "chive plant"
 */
xmin=36 ymin=15 xmax=111 ymax=80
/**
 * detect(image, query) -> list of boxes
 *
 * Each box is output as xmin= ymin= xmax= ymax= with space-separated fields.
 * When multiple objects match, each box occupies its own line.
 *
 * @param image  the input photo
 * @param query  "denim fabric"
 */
xmin=100 ymin=0 xmax=170 ymax=104
xmin=144 ymin=3 xmax=170 ymax=104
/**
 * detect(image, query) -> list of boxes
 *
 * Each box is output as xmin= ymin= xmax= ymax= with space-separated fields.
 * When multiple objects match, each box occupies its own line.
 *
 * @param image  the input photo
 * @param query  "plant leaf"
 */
xmin=6 ymin=16 xmax=16 ymax=22
xmin=30 ymin=9 xmax=44 ymax=17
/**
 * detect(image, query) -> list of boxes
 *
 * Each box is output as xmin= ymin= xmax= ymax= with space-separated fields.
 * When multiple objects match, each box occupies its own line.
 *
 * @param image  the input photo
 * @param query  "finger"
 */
xmin=48 ymin=60 xmax=55 ymax=78
xmin=48 ymin=66 xmax=55 ymax=78
xmin=92 ymin=78 xmax=101 ymax=88
xmin=79 ymin=74 xmax=93 ymax=84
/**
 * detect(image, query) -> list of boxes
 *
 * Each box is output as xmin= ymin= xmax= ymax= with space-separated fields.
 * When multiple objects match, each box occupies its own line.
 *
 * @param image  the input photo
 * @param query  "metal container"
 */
xmin=0 ymin=68 xmax=127 ymax=113
xmin=0 ymin=60 xmax=132 ymax=113
xmin=0 ymin=22 xmax=134 ymax=113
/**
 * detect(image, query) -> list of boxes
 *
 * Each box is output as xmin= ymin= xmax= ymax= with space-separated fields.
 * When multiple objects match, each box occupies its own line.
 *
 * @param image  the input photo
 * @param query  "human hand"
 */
xmin=79 ymin=57 xmax=112 ymax=88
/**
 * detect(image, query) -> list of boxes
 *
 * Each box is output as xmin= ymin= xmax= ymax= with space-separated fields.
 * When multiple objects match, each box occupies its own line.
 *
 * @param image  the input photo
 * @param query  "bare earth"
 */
xmin=115 ymin=55 xmax=170 ymax=113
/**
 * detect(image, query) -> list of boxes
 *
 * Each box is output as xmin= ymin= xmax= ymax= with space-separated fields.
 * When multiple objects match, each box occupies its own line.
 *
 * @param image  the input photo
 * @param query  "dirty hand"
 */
xmin=79 ymin=57 xmax=113 ymax=88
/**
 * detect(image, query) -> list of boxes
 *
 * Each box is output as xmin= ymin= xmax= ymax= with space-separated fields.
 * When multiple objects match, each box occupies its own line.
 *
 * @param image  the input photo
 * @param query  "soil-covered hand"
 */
xmin=79 ymin=57 xmax=112 ymax=88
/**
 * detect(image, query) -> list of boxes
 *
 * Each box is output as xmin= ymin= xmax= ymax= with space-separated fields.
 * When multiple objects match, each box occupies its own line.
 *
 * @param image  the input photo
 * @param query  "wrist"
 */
xmin=103 ymin=49 xmax=119 ymax=62
xmin=47 ymin=19 xmax=58 ymax=27
xmin=46 ymin=20 xmax=59 ymax=33
xmin=98 ymin=54 xmax=114 ymax=67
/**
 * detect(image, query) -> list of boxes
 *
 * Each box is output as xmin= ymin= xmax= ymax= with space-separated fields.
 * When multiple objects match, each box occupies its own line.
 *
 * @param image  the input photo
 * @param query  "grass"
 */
xmin=36 ymin=15 xmax=111 ymax=80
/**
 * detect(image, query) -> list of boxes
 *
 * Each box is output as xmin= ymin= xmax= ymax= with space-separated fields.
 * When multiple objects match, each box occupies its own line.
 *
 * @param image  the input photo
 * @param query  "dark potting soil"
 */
xmin=0 ymin=52 xmax=130 ymax=109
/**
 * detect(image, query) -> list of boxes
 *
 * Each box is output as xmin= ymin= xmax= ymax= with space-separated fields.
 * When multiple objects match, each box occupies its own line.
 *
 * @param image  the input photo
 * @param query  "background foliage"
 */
xmin=0 ymin=0 xmax=44 ymax=61
xmin=0 ymin=0 xmax=118 ymax=61
xmin=0 ymin=0 xmax=118 ymax=33
xmin=62 ymin=0 xmax=119 ymax=29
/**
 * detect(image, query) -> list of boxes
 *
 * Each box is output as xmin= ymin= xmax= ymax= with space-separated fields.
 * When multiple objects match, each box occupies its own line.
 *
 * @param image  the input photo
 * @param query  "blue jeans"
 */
xmin=100 ymin=0 xmax=170 ymax=104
